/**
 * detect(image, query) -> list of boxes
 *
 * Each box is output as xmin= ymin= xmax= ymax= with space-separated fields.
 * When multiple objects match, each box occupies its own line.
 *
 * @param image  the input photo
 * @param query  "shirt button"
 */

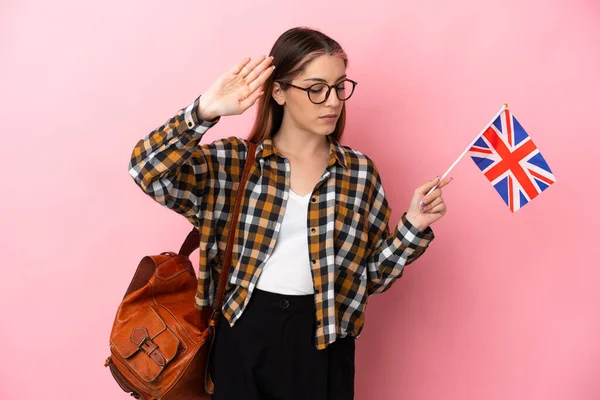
xmin=311 ymin=260 xmax=316 ymax=264
xmin=279 ymin=299 xmax=290 ymax=309
xmin=311 ymin=197 xmax=317 ymax=203
xmin=311 ymin=228 xmax=316 ymax=233
xmin=187 ymin=121 xmax=193 ymax=128
xmin=317 ymin=320 xmax=322 ymax=326
xmin=315 ymin=289 xmax=320 ymax=294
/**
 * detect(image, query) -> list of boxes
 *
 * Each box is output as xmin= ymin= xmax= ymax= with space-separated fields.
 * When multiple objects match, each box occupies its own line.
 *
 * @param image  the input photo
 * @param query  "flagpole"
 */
xmin=423 ymin=103 xmax=508 ymax=199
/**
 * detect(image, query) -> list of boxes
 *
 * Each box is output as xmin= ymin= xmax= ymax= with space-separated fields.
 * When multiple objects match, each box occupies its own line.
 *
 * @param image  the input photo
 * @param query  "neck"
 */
xmin=273 ymin=118 xmax=329 ymax=159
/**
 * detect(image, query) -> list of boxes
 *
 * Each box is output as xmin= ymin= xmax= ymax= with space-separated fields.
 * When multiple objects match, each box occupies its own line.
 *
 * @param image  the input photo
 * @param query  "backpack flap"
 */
xmin=110 ymin=305 xmax=180 ymax=383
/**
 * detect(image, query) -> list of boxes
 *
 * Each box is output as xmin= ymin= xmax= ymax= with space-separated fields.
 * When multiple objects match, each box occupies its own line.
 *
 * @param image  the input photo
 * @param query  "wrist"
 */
xmin=404 ymin=211 xmax=427 ymax=232
xmin=197 ymin=95 xmax=219 ymax=122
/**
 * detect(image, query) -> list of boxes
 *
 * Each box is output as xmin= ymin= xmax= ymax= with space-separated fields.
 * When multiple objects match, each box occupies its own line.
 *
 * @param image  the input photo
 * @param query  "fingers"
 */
xmin=421 ymin=196 xmax=443 ymax=213
xmin=420 ymin=188 xmax=442 ymax=206
xmin=418 ymin=175 xmax=453 ymax=195
xmin=244 ymin=56 xmax=274 ymax=85
xmin=239 ymin=89 xmax=265 ymax=110
xmin=237 ymin=58 xmax=275 ymax=106
xmin=229 ymin=57 xmax=252 ymax=75
xmin=248 ymin=63 xmax=276 ymax=93
xmin=238 ymin=56 xmax=269 ymax=80
xmin=417 ymin=175 xmax=453 ymax=206
xmin=417 ymin=176 xmax=441 ymax=196
xmin=425 ymin=202 xmax=446 ymax=215
xmin=436 ymin=176 xmax=453 ymax=190
xmin=237 ymin=66 xmax=273 ymax=104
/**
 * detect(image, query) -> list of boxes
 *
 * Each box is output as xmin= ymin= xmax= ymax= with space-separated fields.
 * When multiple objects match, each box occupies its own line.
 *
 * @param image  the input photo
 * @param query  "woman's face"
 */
xmin=275 ymin=54 xmax=347 ymax=137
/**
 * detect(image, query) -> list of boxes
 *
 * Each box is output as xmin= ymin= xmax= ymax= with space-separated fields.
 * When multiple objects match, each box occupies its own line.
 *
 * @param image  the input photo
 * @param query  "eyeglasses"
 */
xmin=277 ymin=79 xmax=358 ymax=104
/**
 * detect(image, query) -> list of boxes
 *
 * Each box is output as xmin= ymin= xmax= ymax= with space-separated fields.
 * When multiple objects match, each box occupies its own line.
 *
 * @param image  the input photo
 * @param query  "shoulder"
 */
xmin=339 ymin=143 xmax=381 ymax=179
xmin=199 ymin=135 xmax=250 ymax=162
xmin=200 ymin=135 xmax=248 ymax=153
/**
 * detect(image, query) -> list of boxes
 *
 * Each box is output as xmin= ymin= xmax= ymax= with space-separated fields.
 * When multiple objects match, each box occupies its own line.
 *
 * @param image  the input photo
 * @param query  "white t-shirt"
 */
xmin=255 ymin=188 xmax=315 ymax=295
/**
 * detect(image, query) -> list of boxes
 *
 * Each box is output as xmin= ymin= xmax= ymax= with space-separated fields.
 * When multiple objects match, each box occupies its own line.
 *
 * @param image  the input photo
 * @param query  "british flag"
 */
xmin=468 ymin=108 xmax=555 ymax=212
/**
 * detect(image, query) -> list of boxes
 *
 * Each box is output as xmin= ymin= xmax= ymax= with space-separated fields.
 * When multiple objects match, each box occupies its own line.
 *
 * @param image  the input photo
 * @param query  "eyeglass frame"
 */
xmin=276 ymin=79 xmax=358 ymax=104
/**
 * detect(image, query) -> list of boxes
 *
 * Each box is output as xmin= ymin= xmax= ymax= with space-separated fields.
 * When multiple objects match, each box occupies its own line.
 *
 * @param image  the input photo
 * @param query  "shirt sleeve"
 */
xmin=127 ymin=95 xmax=220 ymax=225
xmin=364 ymin=161 xmax=435 ymax=295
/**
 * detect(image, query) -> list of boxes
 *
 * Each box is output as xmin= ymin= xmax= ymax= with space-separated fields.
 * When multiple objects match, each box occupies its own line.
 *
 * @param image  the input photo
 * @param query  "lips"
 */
xmin=320 ymin=114 xmax=338 ymax=118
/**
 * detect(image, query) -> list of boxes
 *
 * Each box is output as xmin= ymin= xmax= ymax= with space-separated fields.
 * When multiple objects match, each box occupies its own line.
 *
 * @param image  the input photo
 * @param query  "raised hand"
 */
xmin=197 ymin=56 xmax=276 ymax=121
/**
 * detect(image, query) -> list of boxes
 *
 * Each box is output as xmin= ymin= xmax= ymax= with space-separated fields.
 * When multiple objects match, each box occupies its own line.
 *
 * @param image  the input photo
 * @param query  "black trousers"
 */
xmin=210 ymin=288 xmax=355 ymax=400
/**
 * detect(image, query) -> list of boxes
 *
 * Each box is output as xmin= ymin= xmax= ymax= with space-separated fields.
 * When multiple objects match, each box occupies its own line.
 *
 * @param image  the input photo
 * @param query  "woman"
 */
xmin=129 ymin=26 xmax=451 ymax=400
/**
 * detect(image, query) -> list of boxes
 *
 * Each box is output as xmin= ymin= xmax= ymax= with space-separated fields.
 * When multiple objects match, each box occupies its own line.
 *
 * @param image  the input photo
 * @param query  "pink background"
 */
xmin=2 ymin=0 xmax=598 ymax=399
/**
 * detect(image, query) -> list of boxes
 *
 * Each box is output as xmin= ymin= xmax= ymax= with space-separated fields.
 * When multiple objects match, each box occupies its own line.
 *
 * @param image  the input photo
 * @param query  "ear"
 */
xmin=271 ymin=82 xmax=286 ymax=106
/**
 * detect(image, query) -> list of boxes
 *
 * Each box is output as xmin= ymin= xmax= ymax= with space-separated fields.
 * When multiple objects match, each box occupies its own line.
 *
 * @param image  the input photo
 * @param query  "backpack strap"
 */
xmin=210 ymin=139 xmax=257 ymax=324
xmin=177 ymin=139 xmax=258 ymax=322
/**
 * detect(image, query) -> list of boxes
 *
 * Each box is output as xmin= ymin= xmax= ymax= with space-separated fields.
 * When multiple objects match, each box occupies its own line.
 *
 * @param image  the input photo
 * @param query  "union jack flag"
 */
xmin=468 ymin=108 xmax=555 ymax=212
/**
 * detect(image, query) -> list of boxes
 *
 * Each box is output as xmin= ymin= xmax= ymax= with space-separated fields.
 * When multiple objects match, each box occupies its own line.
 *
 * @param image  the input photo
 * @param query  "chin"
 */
xmin=303 ymin=126 xmax=331 ymax=136
xmin=312 ymin=130 xmax=334 ymax=138
xmin=315 ymin=124 xmax=337 ymax=135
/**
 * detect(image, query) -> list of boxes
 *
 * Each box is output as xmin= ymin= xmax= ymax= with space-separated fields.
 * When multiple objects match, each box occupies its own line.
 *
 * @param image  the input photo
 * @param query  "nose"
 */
xmin=324 ymin=88 xmax=341 ymax=108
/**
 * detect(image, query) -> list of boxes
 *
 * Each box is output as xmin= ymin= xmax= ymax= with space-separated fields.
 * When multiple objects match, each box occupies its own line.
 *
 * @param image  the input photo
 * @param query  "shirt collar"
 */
xmin=255 ymin=134 xmax=347 ymax=170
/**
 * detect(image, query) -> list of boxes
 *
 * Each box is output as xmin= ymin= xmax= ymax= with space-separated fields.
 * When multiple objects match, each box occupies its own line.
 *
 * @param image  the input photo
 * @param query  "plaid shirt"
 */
xmin=128 ymin=96 xmax=435 ymax=350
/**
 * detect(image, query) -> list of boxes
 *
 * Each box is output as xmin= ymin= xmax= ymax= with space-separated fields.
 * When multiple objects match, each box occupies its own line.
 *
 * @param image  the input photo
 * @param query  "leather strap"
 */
xmin=177 ymin=140 xmax=258 ymax=322
xmin=130 ymin=327 xmax=166 ymax=367
xmin=203 ymin=141 xmax=257 ymax=395
xmin=211 ymin=140 xmax=257 ymax=325
xmin=178 ymin=229 xmax=199 ymax=258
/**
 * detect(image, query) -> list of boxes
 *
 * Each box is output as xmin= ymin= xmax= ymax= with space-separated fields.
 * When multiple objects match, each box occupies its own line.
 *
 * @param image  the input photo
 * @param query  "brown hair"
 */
xmin=247 ymin=27 xmax=348 ymax=144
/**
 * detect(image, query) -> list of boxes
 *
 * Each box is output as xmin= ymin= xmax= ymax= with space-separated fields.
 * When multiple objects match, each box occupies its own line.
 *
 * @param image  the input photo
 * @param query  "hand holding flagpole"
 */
xmin=423 ymin=103 xmax=509 ymax=198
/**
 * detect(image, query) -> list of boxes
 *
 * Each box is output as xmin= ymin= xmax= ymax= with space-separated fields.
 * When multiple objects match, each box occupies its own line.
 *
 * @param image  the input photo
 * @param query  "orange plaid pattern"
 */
xmin=129 ymin=96 xmax=435 ymax=350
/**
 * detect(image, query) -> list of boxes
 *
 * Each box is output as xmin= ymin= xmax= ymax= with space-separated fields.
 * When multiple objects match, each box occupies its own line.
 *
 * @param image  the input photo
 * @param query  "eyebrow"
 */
xmin=303 ymin=74 xmax=347 ymax=83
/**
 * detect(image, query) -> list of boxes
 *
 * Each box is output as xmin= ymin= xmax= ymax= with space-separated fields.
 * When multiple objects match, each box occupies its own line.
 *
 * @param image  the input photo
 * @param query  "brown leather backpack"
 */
xmin=105 ymin=140 xmax=257 ymax=399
